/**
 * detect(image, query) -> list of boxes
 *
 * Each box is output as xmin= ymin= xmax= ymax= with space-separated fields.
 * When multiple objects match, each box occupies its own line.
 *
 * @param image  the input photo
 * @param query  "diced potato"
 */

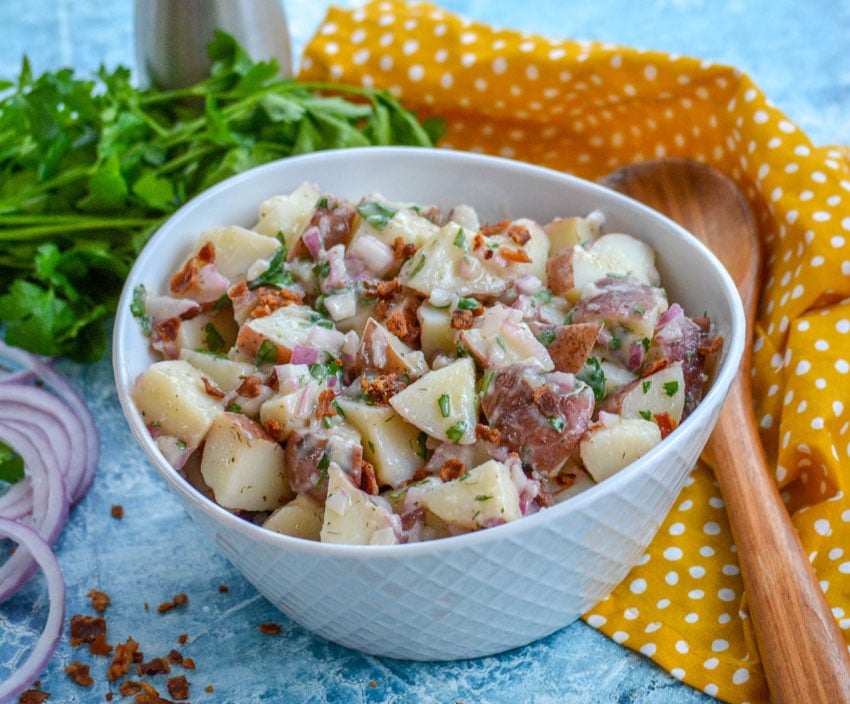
xmin=607 ymin=362 xmax=686 ymax=424
xmin=423 ymin=459 xmax=522 ymax=530
xmin=195 ymin=226 xmax=282 ymax=283
xmin=200 ymin=413 xmax=292 ymax=511
xmin=179 ymin=349 xmax=256 ymax=393
xmin=544 ymin=213 xmax=602 ymax=254
xmin=590 ymin=233 xmax=660 ymax=287
xmin=357 ymin=317 xmax=428 ymax=379
xmin=600 ymin=360 xmax=637 ymax=396
xmin=417 ymin=303 xmax=455 ymax=361
xmin=350 ymin=196 xmax=440 ymax=250
xmin=235 ymin=304 xmax=318 ymax=364
xmin=548 ymin=322 xmax=602 ymax=374
xmin=336 ymin=398 xmax=423 ymax=488
xmin=259 ymin=382 xmax=320 ymax=440
xmin=458 ymin=303 xmax=554 ymax=371
xmin=399 ymin=222 xmax=510 ymax=299
xmin=132 ymin=360 xmax=224 ymax=450
xmin=263 ymin=493 xmax=324 ymax=540
xmin=389 ymin=357 xmax=477 ymax=445
xmin=545 ymin=245 xmax=607 ymax=298
xmin=174 ymin=309 xmax=239 ymax=358
xmin=320 ymin=466 xmax=400 ymax=545
xmin=509 ymin=218 xmax=549 ymax=283
xmin=580 ymin=416 xmax=662 ymax=483
xmin=253 ymin=182 xmax=321 ymax=253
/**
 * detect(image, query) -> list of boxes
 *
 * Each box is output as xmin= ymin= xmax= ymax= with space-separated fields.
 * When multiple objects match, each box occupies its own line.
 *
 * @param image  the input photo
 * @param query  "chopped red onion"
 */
xmin=302 ymin=225 xmax=323 ymax=260
xmin=290 ymin=345 xmax=321 ymax=366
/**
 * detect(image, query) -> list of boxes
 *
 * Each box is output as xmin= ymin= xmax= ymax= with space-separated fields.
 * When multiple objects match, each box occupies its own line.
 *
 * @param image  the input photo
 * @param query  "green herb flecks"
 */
xmin=130 ymin=283 xmax=152 ymax=336
xmin=453 ymin=227 xmax=467 ymax=249
xmin=547 ymin=416 xmax=565 ymax=433
xmin=438 ymin=393 xmax=451 ymax=418
xmin=357 ymin=201 xmax=397 ymax=229
xmin=0 ymin=442 xmax=24 ymax=484
xmin=577 ymin=357 xmax=606 ymax=402
xmin=0 ymin=33 xmax=443 ymax=361
xmin=247 ymin=245 xmax=292 ymax=289
xmin=446 ymin=420 xmax=468 ymax=444
xmin=663 ymin=380 xmax=680 ymax=397
xmin=254 ymin=339 xmax=278 ymax=366
xmin=204 ymin=322 xmax=226 ymax=353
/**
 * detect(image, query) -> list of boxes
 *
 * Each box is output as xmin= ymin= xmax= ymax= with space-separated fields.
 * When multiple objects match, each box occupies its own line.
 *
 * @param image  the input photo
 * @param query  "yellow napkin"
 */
xmin=300 ymin=2 xmax=850 ymax=701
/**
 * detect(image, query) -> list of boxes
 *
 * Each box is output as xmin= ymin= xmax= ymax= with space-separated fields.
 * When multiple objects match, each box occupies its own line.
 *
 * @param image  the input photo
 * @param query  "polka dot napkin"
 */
xmin=300 ymin=2 xmax=850 ymax=701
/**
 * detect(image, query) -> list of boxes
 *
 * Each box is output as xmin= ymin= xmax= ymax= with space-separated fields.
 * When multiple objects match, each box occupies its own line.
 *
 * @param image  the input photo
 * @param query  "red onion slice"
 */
xmin=0 ymin=341 xmax=99 ymax=503
xmin=0 ymin=422 xmax=68 ymax=603
xmin=0 ymin=517 xmax=65 ymax=703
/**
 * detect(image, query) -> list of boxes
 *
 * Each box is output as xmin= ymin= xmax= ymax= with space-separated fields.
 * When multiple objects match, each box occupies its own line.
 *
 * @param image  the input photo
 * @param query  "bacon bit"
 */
xmin=384 ymin=310 xmax=409 ymax=339
xmin=250 ymin=287 xmax=303 ymax=318
xmin=315 ymin=389 xmax=338 ymax=420
xmin=205 ymin=685 xmax=214 ymax=694
xmin=157 ymin=593 xmax=188 ymax=614
xmin=167 ymin=675 xmax=190 ymax=701
xmin=360 ymin=373 xmax=408 ymax=405
xmin=500 ymin=246 xmax=532 ymax=264
xmin=19 ymin=691 xmax=50 ymax=704
xmin=369 ymin=681 xmax=378 ymax=688
xmin=506 ymin=223 xmax=532 ymax=245
xmin=138 ymin=657 xmax=171 ymax=677
xmin=90 ymin=633 xmax=113 ymax=657
xmin=640 ymin=358 xmax=670 ymax=377
xmin=119 ymin=681 xmax=142 ymax=696
xmin=475 ymin=424 xmax=501 ymax=444
xmin=167 ymin=649 xmax=184 ymax=665
xmin=472 ymin=232 xmax=486 ymax=251
xmin=70 ymin=615 xmax=107 ymax=648
xmin=480 ymin=219 xmax=511 ymax=236
xmin=531 ymin=385 xmax=560 ymax=418
xmin=182 ymin=658 xmax=196 ymax=670
xmin=86 ymin=589 xmax=111 ymax=613
xmin=699 ymin=334 xmax=724 ymax=356
xmin=218 ymin=584 xmax=229 ymax=594
xmin=229 ymin=280 xmax=248 ymax=299
xmin=109 ymin=638 xmax=141 ymax=681
xmin=153 ymin=317 xmax=180 ymax=344
xmin=258 ymin=622 xmax=283 ymax=635
xmin=450 ymin=308 xmax=475 ymax=330
xmin=364 ymin=277 xmax=403 ymax=300
xmin=481 ymin=248 xmax=494 ymax=261
xmin=654 ymin=412 xmax=678 ymax=439
xmin=202 ymin=376 xmax=225 ymax=399
xmin=439 ymin=459 xmax=467 ymax=483
xmin=554 ymin=472 xmax=577 ymax=489
xmin=236 ymin=376 xmax=262 ymax=398
xmin=65 ymin=661 xmax=94 ymax=687
xmin=359 ymin=460 xmax=379 ymax=495
xmin=178 ymin=633 xmax=188 ymax=645
xmin=106 ymin=693 xmax=114 ymax=702
xmin=170 ymin=242 xmax=215 ymax=294
xmin=110 ymin=504 xmax=124 ymax=519
xmin=411 ymin=466 xmax=432 ymax=483
xmin=266 ymin=418 xmax=286 ymax=442
xmin=392 ymin=237 xmax=417 ymax=260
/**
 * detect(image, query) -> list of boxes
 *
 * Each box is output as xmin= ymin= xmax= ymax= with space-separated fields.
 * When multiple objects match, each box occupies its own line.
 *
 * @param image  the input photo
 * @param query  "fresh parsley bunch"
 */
xmin=0 ymin=33 xmax=442 ymax=362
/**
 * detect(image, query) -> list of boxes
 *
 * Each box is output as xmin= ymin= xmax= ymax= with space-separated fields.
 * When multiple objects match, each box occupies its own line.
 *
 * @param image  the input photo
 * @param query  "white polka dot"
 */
xmin=839 ymin=562 xmax=850 ymax=574
xmin=753 ymin=110 xmax=769 ymax=124
xmin=492 ymin=57 xmax=507 ymax=75
xmin=704 ymin=657 xmax=719 ymax=670
xmin=723 ymin=564 xmax=740 ymax=576
xmin=835 ymin=402 xmax=845 ymax=417
xmin=640 ymin=643 xmax=657 ymax=656
xmin=837 ymin=360 xmax=850 ymax=374
xmin=624 ymin=607 xmax=640 ymax=620
xmin=733 ymin=668 xmax=751 ymax=685
xmin=690 ymin=566 xmax=706 ymax=579
xmin=670 ymin=668 xmax=686 ymax=680
xmin=814 ymin=519 xmax=832 ymax=536
xmin=613 ymin=631 xmax=629 ymax=643
xmin=712 ymin=639 xmax=730 ymax=652
xmin=719 ymin=613 xmax=732 ymax=624
xmin=587 ymin=614 xmax=606 ymax=627
xmin=709 ymin=497 xmax=725 ymax=509
xmin=703 ymin=522 xmax=721 ymax=536
xmin=630 ymin=578 xmax=647 ymax=594
xmin=664 ymin=547 xmax=684 ymax=561
xmin=645 ymin=621 xmax=662 ymax=633
xmin=408 ymin=65 xmax=425 ymax=82
xmin=688 ymin=589 xmax=705 ymax=599
xmin=718 ymin=588 xmax=737 ymax=602
xmin=675 ymin=640 xmax=689 ymax=654
xmin=700 ymin=545 xmax=716 ymax=557
xmin=704 ymin=684 xmax=719 ymax=697
xmin=657 ymin=598 xmax=671 ymax=609
xmin=829 ymin=548 xmax=844 ymax=560
xmin=665 ymin=571 xmax=679 ymax=586
xmin=669 ymin=522 xmax=685 ymax=535
xmin=685 ymin=612 xmax=699 ymax=624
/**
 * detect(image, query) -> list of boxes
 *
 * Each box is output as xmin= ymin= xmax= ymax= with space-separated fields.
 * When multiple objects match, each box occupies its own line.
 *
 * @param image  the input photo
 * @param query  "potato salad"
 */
xmin=130 ymin=182 xmax=721 ymax=545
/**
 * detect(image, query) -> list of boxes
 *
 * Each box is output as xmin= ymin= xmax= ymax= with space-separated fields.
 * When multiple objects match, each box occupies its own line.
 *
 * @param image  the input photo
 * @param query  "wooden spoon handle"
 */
xmin=711 ymin=369 xmax=850 ymax=703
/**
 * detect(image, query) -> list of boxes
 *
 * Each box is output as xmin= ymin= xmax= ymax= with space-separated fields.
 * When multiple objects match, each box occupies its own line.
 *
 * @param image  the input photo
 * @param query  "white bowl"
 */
xmin=114 ymin=147 xmax=745 ymax=660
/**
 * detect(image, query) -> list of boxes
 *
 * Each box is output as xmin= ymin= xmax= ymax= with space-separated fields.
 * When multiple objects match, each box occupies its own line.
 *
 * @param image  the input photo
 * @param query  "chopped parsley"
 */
xmin=663 ymin=380 xmax=680 ymax=397
xmin=204 ymin=323 xmax=226 ymax=353
xmin=317 ymin=452 xmax=331 ymax=471
xmin=532 ymin=288 xmax=553 ymax=304
xmin=130 ymin=284 xmax=152 ymax=336
xmin=577 ymin=357 xmax=606 ymax=402
xmin=453 ymin=227 xmax=468 ymax=248
xmin=247 ymin=245 xmax=293 ymax=289
xmin=547 ymin=416 xmax=566 ymax=433
xmin=254 ymin=339 xmax=278 ymax=366
xmin=438 ymin=393 xmax=451 ymax=418
xmin=456 ymin=297 xmax=480 ymax=311
xmin=474 ymin=494 xmax=493 ymax=502
xmin=446 ymin=420 xmax=468 ymax=443
xmin=538 ymin=328 xmax=556 ymax=346
xmin=642 ymin=380 xmax=652 ymax=394
xmin=408 ymin=254 xmax=427 ymax=278
xmin=639 ymin=410 xmax=653 ymax=421
xmin=357 ymin=200 xmax=397 ymax=229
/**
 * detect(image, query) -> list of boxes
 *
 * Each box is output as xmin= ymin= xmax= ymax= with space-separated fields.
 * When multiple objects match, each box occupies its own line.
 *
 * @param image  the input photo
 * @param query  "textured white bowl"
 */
xmin=114 ymin=147 xmax=745 ymax=661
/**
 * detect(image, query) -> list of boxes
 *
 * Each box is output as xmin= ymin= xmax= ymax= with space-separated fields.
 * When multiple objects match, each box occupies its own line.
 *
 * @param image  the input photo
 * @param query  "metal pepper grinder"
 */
xmin=134 ymin=0 xmax=293 ymax=89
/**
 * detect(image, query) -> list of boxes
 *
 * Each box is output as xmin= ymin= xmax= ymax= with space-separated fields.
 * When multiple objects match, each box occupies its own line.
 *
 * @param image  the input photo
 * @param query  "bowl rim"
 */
xmin=114 ymin=145 xmax=747 ymax=559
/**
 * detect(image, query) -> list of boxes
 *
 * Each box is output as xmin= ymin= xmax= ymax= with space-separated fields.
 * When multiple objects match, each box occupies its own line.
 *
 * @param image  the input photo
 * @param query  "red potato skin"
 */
xmin=284 ymin=428 xmax=363 ymax=502
xmin=544 ymin=248 xmax=577 ymax=296
xmin=480 ymin=364 xmax=595 ymax=476
xmin=548 ymin=322 xmax=603 ymax=374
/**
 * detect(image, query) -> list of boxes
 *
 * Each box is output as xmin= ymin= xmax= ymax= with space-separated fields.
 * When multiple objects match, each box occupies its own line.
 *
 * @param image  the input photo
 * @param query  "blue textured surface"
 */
xmin=0 ymin=1 xmax=847 ymax=702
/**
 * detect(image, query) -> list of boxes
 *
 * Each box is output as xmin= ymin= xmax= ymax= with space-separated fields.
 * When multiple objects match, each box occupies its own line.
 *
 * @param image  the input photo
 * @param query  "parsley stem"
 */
xmin=0 ymin=217 xmax=157 ymax=240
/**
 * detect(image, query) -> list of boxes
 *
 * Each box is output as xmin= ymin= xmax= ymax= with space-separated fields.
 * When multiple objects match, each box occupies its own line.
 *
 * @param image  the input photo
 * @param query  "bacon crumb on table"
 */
xmin=18 ymin=690 xmax=50 ymax=704
xmin=137 ymin=657 xmax=171 ymax=677
xmin=64 ymin=661 xmax=94 ymax=687
xmin=87 ymin=589 xmax=111 ymax=613
xmin=157 ymin=593 xmax=188 ymax=613
xmin=217 ymin=584 xmax=229 ymax=593
xmin=167 ymin=675 xmax=190 ymax=701
xmin=108 ymin=637 xmax=141 ymax=681
xmin=69 ymin=615 xmax=108 ymax=649
xmin=110 ymin=504 xmax=124 ymax=519
xmin=258 ymin=622 xmax=283 ymax=635
xmin=177 ymin=633 xmax=188 ymax=645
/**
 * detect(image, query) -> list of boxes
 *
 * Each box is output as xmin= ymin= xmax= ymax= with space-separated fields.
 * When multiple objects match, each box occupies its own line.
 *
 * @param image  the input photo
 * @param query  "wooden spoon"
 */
xmin=603 ymin=158 xmax=850 ymax=703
